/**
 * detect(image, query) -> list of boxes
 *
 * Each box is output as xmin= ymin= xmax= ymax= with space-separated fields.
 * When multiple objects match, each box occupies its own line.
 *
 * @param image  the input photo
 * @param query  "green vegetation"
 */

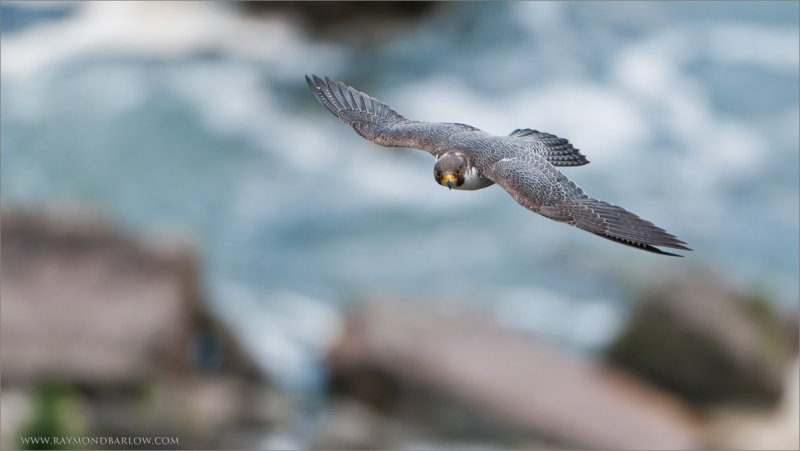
xmin=19 ymin=384 xmax=86 ymax=450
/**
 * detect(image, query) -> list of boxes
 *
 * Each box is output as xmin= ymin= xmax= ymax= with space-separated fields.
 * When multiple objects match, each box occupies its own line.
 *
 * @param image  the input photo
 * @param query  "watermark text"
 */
xmin=20 ymin=435 xmax=180 ymax=447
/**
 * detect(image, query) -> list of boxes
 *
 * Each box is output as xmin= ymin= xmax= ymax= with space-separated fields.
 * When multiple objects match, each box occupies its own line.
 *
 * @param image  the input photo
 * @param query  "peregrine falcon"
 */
xmin=306 ymin=75 xmax=690 ymax=256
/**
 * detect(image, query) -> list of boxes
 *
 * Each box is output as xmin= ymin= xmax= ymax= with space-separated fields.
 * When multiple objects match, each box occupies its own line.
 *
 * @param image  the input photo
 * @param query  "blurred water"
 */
xmin=2 ymin=1 xmax=798 ymax=392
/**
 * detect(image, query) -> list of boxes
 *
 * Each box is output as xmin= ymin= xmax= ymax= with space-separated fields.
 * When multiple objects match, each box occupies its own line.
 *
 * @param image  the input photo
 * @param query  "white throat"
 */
xmin=454 ymin=166 xmax=485 ymax=190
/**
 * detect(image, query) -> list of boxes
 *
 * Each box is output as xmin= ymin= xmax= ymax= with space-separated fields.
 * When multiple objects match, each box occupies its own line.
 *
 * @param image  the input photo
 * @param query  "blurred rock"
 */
xmin=238 ymin=2 xmax=438 ymax=29
xmin=82 ymin=376 xmax=287 ymax=449
xmin=311 ymin=399 xmax=403 ymax=450
xmin=1 ymin=207 xmax=261 ymax=385
xmin=328 ymin=304 xmax=699 ymax=450
xmin=701 ymin=360 xmax=799 ymax=450
xmin=0 ymin=207 xmax=275 ymax=449
xmin=608 ymin=275 xmax=797 ymax=406
xmin=237 ymin=1 xmax=442 ymax=48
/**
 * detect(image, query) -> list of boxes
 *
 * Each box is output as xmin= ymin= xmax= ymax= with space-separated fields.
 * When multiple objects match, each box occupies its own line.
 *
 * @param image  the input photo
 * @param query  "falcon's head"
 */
xmin=434 ymin=153 xmax=467 ymax=189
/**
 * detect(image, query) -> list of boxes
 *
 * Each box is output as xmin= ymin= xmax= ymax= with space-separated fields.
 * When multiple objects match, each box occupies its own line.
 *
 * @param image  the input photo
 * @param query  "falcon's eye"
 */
xmin=435 ymin=170 xmax=442 ymax=178
xmin=454 ymin=169 xmax=460 ymax=176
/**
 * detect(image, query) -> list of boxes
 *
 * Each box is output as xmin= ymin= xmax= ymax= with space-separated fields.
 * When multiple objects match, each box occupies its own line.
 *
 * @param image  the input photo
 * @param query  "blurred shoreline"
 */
xmin=1 ymin=206 xmax=797 ymax=449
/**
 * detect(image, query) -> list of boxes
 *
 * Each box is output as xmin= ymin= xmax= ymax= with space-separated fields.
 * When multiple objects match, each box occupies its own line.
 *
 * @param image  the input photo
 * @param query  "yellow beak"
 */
xmin=442 ymin=174 xmax=457 ymax=188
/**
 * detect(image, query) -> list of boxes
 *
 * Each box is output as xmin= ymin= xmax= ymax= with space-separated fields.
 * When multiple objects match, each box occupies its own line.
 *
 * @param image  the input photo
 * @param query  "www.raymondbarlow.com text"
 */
xmin=20 ymin=436 xmax=179 ymax=447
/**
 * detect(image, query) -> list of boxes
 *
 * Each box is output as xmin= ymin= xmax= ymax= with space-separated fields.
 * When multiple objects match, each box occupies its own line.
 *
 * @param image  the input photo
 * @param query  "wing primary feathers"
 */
xmin=358 ymin=91 xmax=368 ymax=111
xmin=365 ymin=92 xmax=375 ymax=114
xmin=566 ymin=199 xmax=691 ymax=255
xmin=588 ymin=202 xmax=690 ymax=249
xmin=345 ymin=87 xmax=356 ymax=107
xmin=306 ymin=75 xmax=339 ymax=116
xmin=314 ymin=75 xmax=334 ymax=104
xmin=332 ymin=77 xmax=351 ymax=108
xmin=592 ymin=233 xmax=684 ymax=257
xmin=306 ymin=74 xmax=483 ymax=154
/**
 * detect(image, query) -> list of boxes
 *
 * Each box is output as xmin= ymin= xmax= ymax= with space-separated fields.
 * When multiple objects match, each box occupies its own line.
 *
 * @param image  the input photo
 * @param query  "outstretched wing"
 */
xmin=484 ymin=155 xmax=691 ymax=256
xmin=509 ymin=128 xmax=589 ymax=167
xmin=306 ymin=75 xmax=480 ymax=155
